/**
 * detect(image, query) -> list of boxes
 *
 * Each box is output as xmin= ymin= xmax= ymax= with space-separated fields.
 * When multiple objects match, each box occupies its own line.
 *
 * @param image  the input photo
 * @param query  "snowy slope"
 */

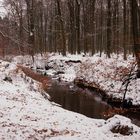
xmin=13 ymin=53 xmax=140 ymax=105
xmin=0 ymin=59 xmax=139 ymax=139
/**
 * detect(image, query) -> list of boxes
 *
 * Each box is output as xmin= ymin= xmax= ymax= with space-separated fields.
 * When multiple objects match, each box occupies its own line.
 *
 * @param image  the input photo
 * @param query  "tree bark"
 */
xmin=75 ymin=0 xmax=80 ymax=54
xmin=123 ymin=0 xmax=127 ymax=60
xmin=107 ymin=0 xmax=111 ymax=58
xmin=130 ymin=0 xmax=140 ymax=78
xmin=25 ymin=0 xmax=35 ymax=61
xmin=56 ymin=0 xmax=66 ymax=56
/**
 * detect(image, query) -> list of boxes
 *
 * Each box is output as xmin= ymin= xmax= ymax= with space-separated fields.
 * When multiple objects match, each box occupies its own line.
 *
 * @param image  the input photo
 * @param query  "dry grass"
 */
xmin=102 ymin=108 xmax=128 ymax=119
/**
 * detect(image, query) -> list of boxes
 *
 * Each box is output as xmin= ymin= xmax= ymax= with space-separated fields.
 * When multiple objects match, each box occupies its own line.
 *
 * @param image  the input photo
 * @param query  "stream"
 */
xmin=45 ymin=79 xmax=140 ymax=126
xmin=31 ymin=67 xmax=140 ymax=127
xmin=46 ymin=80 xmax=111 ymax=119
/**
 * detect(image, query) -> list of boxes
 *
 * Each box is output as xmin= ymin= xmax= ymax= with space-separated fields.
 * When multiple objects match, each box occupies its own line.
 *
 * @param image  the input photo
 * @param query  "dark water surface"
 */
xmin=46 ymin=79 xmax=140 ymax=127
xmin=34 ymin=68 xmax=140 ymax=126
xmin=46 ymin=80 xmax=112 ymax=119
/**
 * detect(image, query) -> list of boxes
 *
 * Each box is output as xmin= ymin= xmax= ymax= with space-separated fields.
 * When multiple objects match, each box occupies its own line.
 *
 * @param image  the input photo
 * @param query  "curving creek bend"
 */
xmin=45 ymin=78 xmax=140 ymax=127
xmin=21 ymin=66 xmax=140 ymax=127
xmin=46 ymin=79 xmax=110 ymax=119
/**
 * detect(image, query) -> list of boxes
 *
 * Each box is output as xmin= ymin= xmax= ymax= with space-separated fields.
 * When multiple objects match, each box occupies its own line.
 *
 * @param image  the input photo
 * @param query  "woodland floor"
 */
xmin=0 ymin=53 xmax=139 ymax=139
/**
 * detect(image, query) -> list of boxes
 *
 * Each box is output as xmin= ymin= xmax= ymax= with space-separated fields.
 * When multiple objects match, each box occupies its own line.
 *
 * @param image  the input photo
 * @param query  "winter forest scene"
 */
xmin=0 ymin=0 xmax=140 ymax=139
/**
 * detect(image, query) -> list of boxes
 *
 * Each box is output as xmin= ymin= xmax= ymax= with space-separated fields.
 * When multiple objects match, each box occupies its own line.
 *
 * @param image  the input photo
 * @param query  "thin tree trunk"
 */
xmin=56 ymin=0 xmax=66 ymax=56
xmin=130 ymin=0 xmax=140 ymax=78
xmin=107 ymin=0 xmax=111 ymax=58
xmin=75 ymin=0 xmax=80 ymax=54
xmin=123 ymin=0 xmax=127 ymax=60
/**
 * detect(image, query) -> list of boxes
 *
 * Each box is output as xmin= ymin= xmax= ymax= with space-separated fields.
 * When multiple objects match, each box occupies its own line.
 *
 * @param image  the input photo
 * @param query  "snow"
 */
xmin=0 ymin=0 xmax=5 ymax=15
xmin=12 ymin=53 xmax=140 ymax=105
xmin=0 ymin=57 xmax=139 ymax=139
xmin=21 ymin=53 xmax=139 ymax=105
xmin=75 ymin=54 xmax=140 ymax=105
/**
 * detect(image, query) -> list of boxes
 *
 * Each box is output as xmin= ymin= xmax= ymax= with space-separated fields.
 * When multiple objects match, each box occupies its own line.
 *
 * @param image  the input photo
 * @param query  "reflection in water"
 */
xmin=46 ymin=80 xmax=112 ymax=119
xmin=45 ymin=79 xmax=140 ymax=127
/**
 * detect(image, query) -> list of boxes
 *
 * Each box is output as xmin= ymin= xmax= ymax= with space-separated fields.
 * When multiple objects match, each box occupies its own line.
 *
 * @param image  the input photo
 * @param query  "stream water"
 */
xmin=45 ymin=79 xmax=140 ymax=126
xmin=46 ymin=80 xmax=111 ymax=119
xmin=35 ymin=68 xmax=140 ymax=126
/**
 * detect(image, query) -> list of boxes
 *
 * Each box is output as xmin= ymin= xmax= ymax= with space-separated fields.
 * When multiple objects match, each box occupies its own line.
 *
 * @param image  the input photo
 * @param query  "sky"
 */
xmin=0 ymin=0 xmax=6 ymax=17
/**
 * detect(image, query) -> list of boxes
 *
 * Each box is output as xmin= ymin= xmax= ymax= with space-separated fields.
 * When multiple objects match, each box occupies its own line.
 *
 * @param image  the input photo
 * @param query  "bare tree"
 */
xmin=130 ymin=0 xmax=140 ymax=78
xmin=55 ymin=0 xmax=66 ymax=56
xmin=25 ymin=0 xmax=35 ymax=60
xmin=106 ymin=0 xmax=111 ymax=58
xmin=0 ymin=0 xmax=139 ymax=61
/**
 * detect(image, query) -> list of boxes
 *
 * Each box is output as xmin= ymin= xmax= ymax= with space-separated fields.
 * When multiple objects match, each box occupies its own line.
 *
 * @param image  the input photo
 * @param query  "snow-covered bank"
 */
xmin=12 ymin=53 xmax=140 ymax=105
xmin=0 ymin=58 xmax=139 ymax=139
xmin=75 ymin=54 xmax=140 ymax=105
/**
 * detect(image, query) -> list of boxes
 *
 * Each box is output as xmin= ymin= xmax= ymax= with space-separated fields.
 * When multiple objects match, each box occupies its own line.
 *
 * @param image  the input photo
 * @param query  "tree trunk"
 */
xmin=67 ymin=0 xmax=75 ymax=54
xmin=75 ymin=0 xmax=80 ymax=54
xmin=123 ymin=0 xmax=127 ymax=60
xmin=25 ymin=0 xmax=35 ymax=61
xmin=107 ymin=0 xmax=111 ymax=58
xmin=130 ymin=0 xmax=140 ymax=78
xmin=56 ymin=0 xmax=66 ymax=56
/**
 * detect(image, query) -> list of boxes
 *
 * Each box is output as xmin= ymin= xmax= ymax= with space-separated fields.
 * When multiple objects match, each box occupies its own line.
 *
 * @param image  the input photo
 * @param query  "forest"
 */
xmin=0 ymin=0 xmax=139 ymax=56
xmin=0 ymin=0 xmax=140 ymax=140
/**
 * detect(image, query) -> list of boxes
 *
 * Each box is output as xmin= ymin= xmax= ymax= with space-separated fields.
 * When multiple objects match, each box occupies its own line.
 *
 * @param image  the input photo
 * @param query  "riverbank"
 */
xmin=12 ymin=53 xmax=140 ymax=106
xmin=0 ymin=57 xmax=140 ymax=139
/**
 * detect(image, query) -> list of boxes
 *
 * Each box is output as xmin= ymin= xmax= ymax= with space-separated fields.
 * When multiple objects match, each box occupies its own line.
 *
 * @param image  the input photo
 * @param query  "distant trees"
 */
xmin=130 ymin=0 xmax=140 ymax=77
xmin=0 ymin=0 xmax=139 ymax=61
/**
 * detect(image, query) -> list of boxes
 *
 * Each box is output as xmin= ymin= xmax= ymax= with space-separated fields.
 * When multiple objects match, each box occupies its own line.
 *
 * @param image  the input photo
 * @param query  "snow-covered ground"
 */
xmin=12 ymin=53 xmax=140 ymax=105
xmin=0 ymin=57 xmax=140 ymax=139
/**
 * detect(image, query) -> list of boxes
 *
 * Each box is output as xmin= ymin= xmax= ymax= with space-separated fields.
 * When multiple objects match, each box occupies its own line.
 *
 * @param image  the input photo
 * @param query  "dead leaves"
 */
xmin=17 ymin=65 xmax=52 ymax=92
xmin=111 ymin=125 xmax=134 ymax=135
xmin=32 ymin=128 xmax=78 ymax=138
